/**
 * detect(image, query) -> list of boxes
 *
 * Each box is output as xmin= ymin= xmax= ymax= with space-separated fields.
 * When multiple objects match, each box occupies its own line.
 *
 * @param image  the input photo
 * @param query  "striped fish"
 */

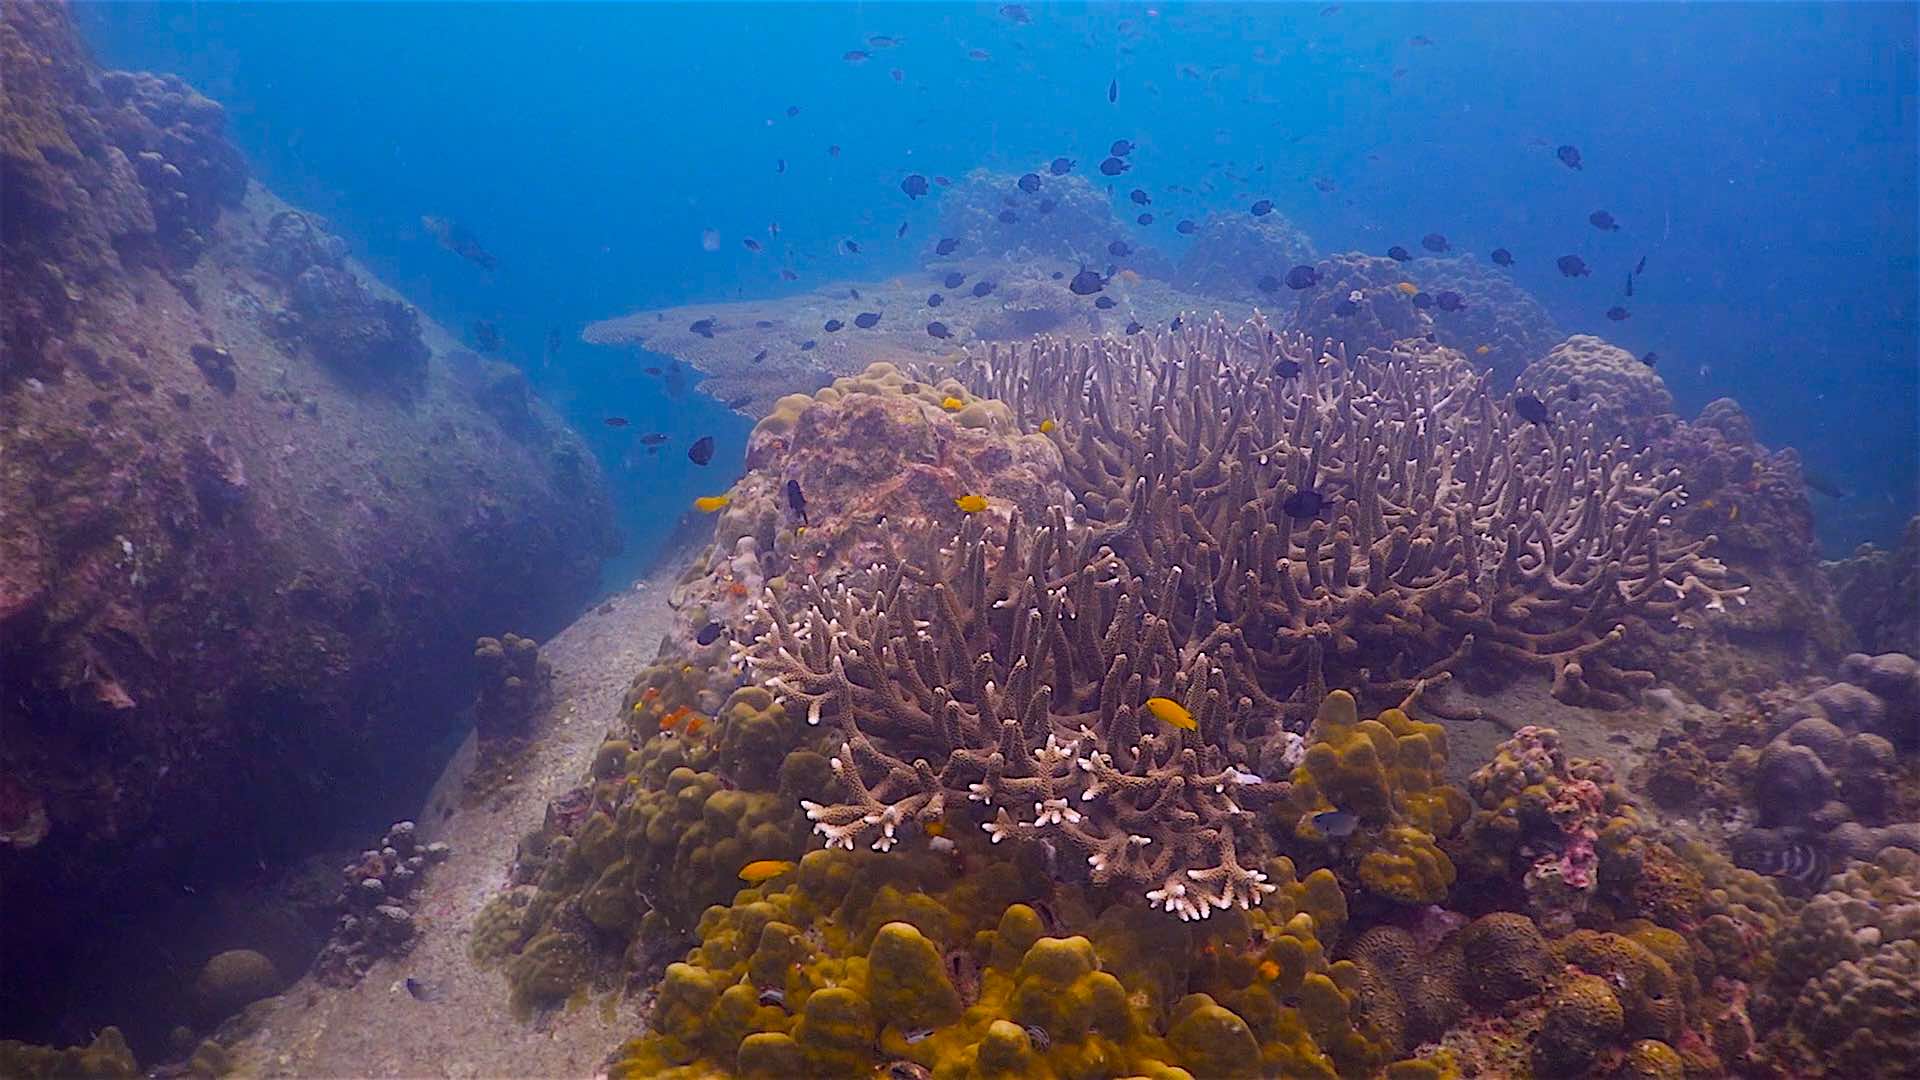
xmin=1739 ymin=840 xmax=1829 ymax=890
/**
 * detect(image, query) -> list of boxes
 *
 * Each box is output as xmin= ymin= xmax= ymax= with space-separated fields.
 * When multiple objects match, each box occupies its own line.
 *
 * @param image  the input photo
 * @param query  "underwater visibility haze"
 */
xmin=1 ymin=2 xmax=1917 ymax=1077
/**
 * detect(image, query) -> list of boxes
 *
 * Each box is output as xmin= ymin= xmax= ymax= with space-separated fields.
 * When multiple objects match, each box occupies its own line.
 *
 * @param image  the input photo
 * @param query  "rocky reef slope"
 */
xmin=0 ymin=0 xmax=618 ymax=1043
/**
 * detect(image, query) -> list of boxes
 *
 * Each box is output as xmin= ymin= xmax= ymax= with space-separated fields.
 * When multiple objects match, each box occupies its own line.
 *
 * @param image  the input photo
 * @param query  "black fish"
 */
xmin=1640 ymin=351 xmax=1657 ymax=367
xmin=1099 ymin=157 xmax=1129 ymax=176
xmin=828 ymin=144 xmax=841 ymax=157
xmin=853 ymin=312 xmax=880 ymax=328
xmin=1435 ymin=290 xmax=1465 ymax=312
xmin=1137 ymin=212 xmax=1154 ymax=225
xmin=1313 ymin=176 xmax=1337 ymax=193
xmin=1588 ymin=209 xmax=1620 ymax=232
xmin=998 ymin=209 xmax=1017 ymax=224
xmin=1130 ymin=188 xmax=1151 ymax=205
xmin=844 ymin=239 xmax=861 ymax=254
xmin=786 ymin=478 xmax=808 ymax=525
xmin=926 ymin=321 xmax=952 ymax=339
xmin=1108 ymin=240 xmax=1131 ymax=256
xmin=1556 ymin=144 xmax=1582 ymax=170
xmin=1634 ymin=254 xmax=1647 ymax=275
xmin=1605 ymin=306 xmax=1630 ymax=321
xmin=1108 ymin=77 xmax=1118 ymax=103
xmin=901 ymin=174 xmax=929 ymax=199
xmin=604 ymin=417 xmax=630 ymax=428
xmin=756 ymin=318 xmax=775 ymax=327
xmin=1019 ymin=172 xmax=1042 ymax=193
xmin=742 ymin=237 xmax=762 ymax=252
xmin=800 ymin=339 xmax=816 ymax=350
xmin=1069 ymin=269 xmax=1105 ymax=295
xmin=1626 ymin=272 xmax=1634 ymax=297
xmin=1282 ymin=488 xmax=1324 ymax=519
xmin=897 ymin=221 xmax=909 ymax=239
xmin=1556 ymin=254 xmax=1591 ymax=277
xmin=935 ymin=237 xmax=960 ymax=256
xmin=639 ymin=432 xmax=668 ymax=445
xmin=775 ymin=159 xmax=786 ymax=174
xmin=696 ymin=622 xmax=727 ymax=646
xmin=786 ymin=105 xmax=800 ymax=117
xmin=972 ymin=280 xmax=995 ymax=297
xmin=844 ymin=49 xmax=870 ymax=63
xmin=1050 ymin=156 xmax=1075 ymax=175
xmin=1412 ymin=291 xmax=1435 ymax=309
xmin=1490 ymin=248 xmax=1514 ymax=266
xmin=1272 ymin=358 xmax=1303 ymax=379
xmin=849 ymin=287 xmax=861 ymax=299
xmin=1513 ymin=393 xmax=1550 ymax=426
xmin=688 ymin=435 xmax=716 ymax=465
xmin=927 ymin=293 xmax=944 ymax=307
xmin=1169 ymin=314 xmax=1183 ymax=330
xmin=1251 ymin=199 xmax=1274 ymax=216
xmin=1737 ymin=839 xmax=1829 ymax=889
xmin=689 ymin=317 xmax=716 ymax=339
xmin=1177 ymin=219 xmax=1197 ymax=234
xmin=1421 ymin=232 xmax=1449 ymax=252
xmin=1110 ymin=139 xmax=1135 ymax=157
xmin=1094 ymin=295 xmax=1116 ymax=309
xmin=1387 ymin=245 xmax=1412 ymax=262
xmin=1284 ymin=264 xmax=1319 ymax=290
xmin=944 ymin=271 xmax=966 ymax=288
xmin=750 ymin=349 xmax=767 ymax=364
xmin=1125 ymin=320 xmax=1144 ymax=334
xmin=1000 ymin=3 xmax=1031 ymax=23
xmin=824 ymin=318 xmax=843 ymax=332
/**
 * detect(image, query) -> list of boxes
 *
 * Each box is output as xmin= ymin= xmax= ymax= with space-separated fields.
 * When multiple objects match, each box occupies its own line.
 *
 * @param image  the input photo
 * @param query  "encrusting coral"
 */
xmin=951 ymin=315 xmax=1747 ymax=717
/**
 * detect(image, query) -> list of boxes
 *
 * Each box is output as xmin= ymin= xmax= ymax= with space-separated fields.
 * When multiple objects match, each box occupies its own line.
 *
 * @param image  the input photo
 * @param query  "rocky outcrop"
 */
xmin=0 ymin=0 xmax=618 ymax=1045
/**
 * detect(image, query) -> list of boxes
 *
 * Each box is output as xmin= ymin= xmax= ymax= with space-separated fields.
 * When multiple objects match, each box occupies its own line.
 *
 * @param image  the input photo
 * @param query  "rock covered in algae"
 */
xmin=0 ymin=1028 xmax=139 ymax=1080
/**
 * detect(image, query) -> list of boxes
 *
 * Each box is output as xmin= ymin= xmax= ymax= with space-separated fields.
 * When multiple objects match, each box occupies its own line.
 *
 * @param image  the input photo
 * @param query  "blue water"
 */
xmin=80 ymin=2 xmax=1918 ymax=566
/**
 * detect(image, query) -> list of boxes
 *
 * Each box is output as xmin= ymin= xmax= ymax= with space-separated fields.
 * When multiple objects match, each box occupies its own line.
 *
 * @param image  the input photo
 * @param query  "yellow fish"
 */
xmin=1038 ymin=419 xmax=1056 ymax=434
xmin=1144 ymin=696 xmax=1196 ymax=731
xmin=1475 ymin=344 xmax=1490 ymax=356
xmin=694 ymin=495 xmax=731 ymax=513
xmin=941 ymin=396 xmax=965 ymax=411
xmin=1117 ymin=268 xmax=1142 ymax=285
xmin=1396 ymin=282 xmax=1418 ymax=295
xmin=1258 ymin=959 xmax=1280 ymax=981
xmin=954 ymin=494 xmax=988 ymax=513
xmin=738 ymin=859 xmax=798 ymax=884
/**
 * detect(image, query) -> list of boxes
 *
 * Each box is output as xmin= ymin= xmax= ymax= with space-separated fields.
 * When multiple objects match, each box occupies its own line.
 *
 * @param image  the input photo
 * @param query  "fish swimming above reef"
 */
xmin=1557 ymin=254 xmax=1591 ymax=277
xmin=926 ymin=321 xmax=953 ymax=338
xmin=1605 ymin=305 xmax=1630 ymax=321
xmin=900 ymin=174 xmax=929 ymax=200
xmin=784 ymin=478 xmax=808 ymax=526
xmin=1435 ymin=290 xmax=1466 ymax=311
xmin=1018 ymin=172 xmax=1042 ymax=193
xmin=1490 ymin=248 xmax=1514 ymax=266
xmin=1513 ymin=392 xmax=1551 ymax=425
xmin=1050 ymin=156 xmax=1075 ymax=175
xmin=824 ymin=318 xmax=843 ymax=332
xmin=639 ymin=432 xmax=667 ymax=445
xmin=954 ymin=494 xmax=989 ymax=513
xmin=738 ymin=859 xmax=797 ymax=884
xmin=1108 ymin=77 xmax=1118 ymax=103
xmin=935 ymin=237 xmax=959 ymax=256
xmin=1137 ymin=212 xmax=1154 ymax=225
xmin=1281 ymin=487 xmax=1325 ymax=519
xmin=1250 ymin=199 xmax=1274 ymax=216
xmin=1735 ymin=837 xmax=1829 ymax=890
xmin=1143 ymin=696 xmax=1197 ymax=731
xmin=1272 ymin=358 xmax=1303 ymax=379
xmin=1310 ymin=810 xmax=1359 ymax=839
xmin=1000 ymin=4 xmax=1031 ymax=24
xmin=1421 ymin=232 xmax=1449 ymax=253
xmin=927 ymin=293 xmax=944 ymax=307
xmin=1069 ymin=269 xmax=1106 ymax=295
xmin=972 ymin=280 xmax=995 ymax=297
xmin=1110 ymin=139 xmax=1135 ymax=157
xmin=421 ymin=216 xmax=497 ymax=270
xmin=1387 ymin=245 xmax=1412 ymax=262
xmin=687 ymin=435 xmax=716 ymax=465
xmin=693 ymin=494 xmax=731 ymax=512
xmin=943 ymin=271 xmax=966 ymax=289
xmin=1284 ymin=265 xmax=1319 ymax=289
xmin=853 ymin=312 xmax=881 ymax=329
xmin=1177 ymin=219 xmax=1197 ymax=234
xmin=689 ymin=317 xmax=716 ymax=338
xmin=1556 ymin=143 xmax=1583 ymax=169
xmin=1100 ymin=157 xmax=1129 ymax=176
xmin=1589 ymin=209 xmax=1621 ymax=231
xmin=696 ymin=622 xmax=727 ymax=646
xmin=603 ymin=417 xmax=630 ymax=428
xmin=1130 ymin=188 xmax=1151 ymax=205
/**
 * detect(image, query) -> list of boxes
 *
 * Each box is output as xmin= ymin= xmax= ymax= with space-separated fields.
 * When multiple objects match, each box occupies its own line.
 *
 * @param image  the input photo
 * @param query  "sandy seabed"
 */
xmin=225 ymin=564 xmax=682 ymax=1080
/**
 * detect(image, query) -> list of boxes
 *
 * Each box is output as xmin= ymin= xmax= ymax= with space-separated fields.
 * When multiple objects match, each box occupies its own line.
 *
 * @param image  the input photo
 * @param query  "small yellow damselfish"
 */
xmin=738 ymin=859 xmax=798 ymax=884
xmin=954 ymin=494 xmax=988 ymax=513
xmin=1144 ymin=696 xmax=1196 ymax=731
xmin=1038 ymin=419 xmax=1056 ymax=434
xmin=941 ymin=396 xmax=965 ymax=411
xmin=694 ymin=495 xmax=731 ymax=513
xmin=1475 ymin=344 xmax=1490 ymax=355
xmin=1396 ymin=281 xmax=1419 ymax=295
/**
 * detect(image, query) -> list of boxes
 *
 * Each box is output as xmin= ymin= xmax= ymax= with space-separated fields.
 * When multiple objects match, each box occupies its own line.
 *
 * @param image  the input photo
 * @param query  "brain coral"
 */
xmin=1515 ymin=334 xmax=1675 ymax=448
xmin=1290 ymin=252 xmax=1434 ymax=359
xmin=1400 ymin=256 xmax=1564 ymax=387
xmin=1172 ymin=210 xmax=1317 ymax=301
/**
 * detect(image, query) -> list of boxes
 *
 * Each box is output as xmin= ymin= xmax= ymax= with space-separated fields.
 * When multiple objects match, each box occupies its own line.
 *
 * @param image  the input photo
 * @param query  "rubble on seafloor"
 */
xmin=312 ymin=820 xmax=452 ymax=987
xmin=455 ymin=313 xmax=1916 ymax=1078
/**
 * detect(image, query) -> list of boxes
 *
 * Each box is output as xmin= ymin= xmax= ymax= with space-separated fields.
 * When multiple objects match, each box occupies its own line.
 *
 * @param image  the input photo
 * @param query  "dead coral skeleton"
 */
xmin=949 ymin=314 xmax=1747 ymax=714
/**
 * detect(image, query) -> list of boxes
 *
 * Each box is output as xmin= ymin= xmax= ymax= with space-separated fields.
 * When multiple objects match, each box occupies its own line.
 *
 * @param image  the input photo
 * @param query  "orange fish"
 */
xmin=641 ymin=686 xmax=660 ymax=702
xmin=660 ymin=705 xmax=690 ymax=730
xmin=1258 ymin=959 xmax=1280 ymax=981
xmin=924 ymin=820 xmax=947 ymax=838
xmin=683 ymin=715 xmax=706 ymax=736
xmin=729 ymin=581 xmax=749 ymax=597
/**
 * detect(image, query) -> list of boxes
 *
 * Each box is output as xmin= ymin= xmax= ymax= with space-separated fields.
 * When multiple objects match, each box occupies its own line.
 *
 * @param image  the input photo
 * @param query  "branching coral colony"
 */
xmin=747 ymin=316 xmax=1746 ymax=919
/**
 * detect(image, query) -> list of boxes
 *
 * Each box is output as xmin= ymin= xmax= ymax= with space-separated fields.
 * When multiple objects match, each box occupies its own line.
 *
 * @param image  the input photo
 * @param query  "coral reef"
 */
xmin=1515 ymin=335 xmax=1674 ymax=448
xmin=0 ymin=0 xmax=617 ymax=1036
xmin=1290 ymin=252 xmax=1435 ymax=360
xmin=1172 ymin=210 xmax=1317 ymax=301
xmin=954 ymin=316 xmax=1747 ymax=716
xmin=0 ymin=1028 xmax=139 ymax=1080
xmin=311 ymin=820 xmax=451 ymax=986
xmin=286 ymin=264 xmax=429 ymax=388
xmin=934 ymin=169 xmax=1153 ymax=270
xmin=1824 ymin=514 xmax=1920 ymax=656
xmin=1400 ymin=257 xmax=1564 ymax=387
xmin=473 ymin=633 xmax=553 ymax=743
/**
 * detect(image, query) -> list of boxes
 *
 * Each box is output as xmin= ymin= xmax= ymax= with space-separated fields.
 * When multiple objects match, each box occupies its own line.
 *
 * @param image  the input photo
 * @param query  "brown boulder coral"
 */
xmin=1516 ymin=334 xmax=1675 ymax=448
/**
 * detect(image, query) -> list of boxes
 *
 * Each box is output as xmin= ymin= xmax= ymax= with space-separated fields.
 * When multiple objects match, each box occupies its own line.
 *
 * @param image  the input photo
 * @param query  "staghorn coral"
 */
xmin=607 ymin=844 xmax=1444 ymax=1080
xmin=747 ymin=507 xmax=1301 ymax=920
xmin=950 ymin=316 xmax=1747 ymax=717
